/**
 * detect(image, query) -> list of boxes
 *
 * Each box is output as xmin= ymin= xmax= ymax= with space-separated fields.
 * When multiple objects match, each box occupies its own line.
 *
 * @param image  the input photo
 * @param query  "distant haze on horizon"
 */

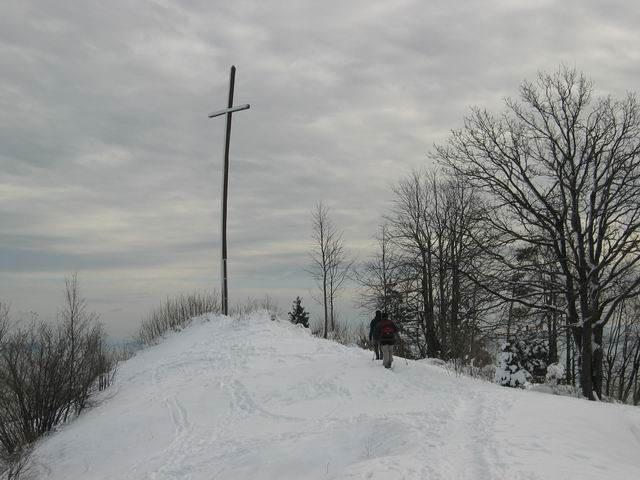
xmin=2 ymin=0 xmax=639 ymax=339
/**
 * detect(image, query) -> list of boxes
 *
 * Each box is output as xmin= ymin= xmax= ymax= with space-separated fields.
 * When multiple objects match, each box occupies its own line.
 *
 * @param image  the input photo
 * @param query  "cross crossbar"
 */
xmin=208 ymin=104 xmax=251 ymax=118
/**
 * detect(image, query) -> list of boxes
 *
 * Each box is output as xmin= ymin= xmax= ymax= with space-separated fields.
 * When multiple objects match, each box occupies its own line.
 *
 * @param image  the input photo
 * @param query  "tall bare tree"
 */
xmin=386 ymin=169 xmax=438 ymax=356
xmin=384 ymin=168 xmax=495 ymax=361
xmin=430 ymin=172 xmax=495 ymax=361
xmin=308 ymin=202 xmax=351 ymax=338
xmin=59 ymin=273 xmax=99 ymax=419
xmin=327 ymin=235 xmax=353 ymax=332
xmin=435 ymin=66 xmax=640 ymax=400
xmin=353 ymin=225 xmax=400 ymax=314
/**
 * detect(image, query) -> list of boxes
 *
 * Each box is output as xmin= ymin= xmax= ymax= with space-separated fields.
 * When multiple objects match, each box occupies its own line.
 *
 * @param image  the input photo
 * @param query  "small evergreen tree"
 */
xmin=496 ymin=329 xmax=550 ymax=388
xmin=515 ymin=334 xmax=549 ymax=383
xmin=288 ymin=296 xmax=309 ymax=328
xmin=495 ymin=341 xmax=529 ymax=388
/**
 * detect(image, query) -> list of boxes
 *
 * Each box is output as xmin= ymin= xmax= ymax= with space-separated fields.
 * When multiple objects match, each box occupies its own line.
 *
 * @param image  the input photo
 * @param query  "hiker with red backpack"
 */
xmin=374 ymin=312 xmax=398 ymax=369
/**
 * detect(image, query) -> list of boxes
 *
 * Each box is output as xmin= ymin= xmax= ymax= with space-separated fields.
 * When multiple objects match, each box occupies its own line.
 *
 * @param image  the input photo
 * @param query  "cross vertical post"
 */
xmin=208 ymin=65 xmax=250 ymax=315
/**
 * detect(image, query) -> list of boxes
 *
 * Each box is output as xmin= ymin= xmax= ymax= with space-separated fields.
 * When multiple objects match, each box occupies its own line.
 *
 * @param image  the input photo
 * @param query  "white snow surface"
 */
xmin=33 ymin=312 xmax=640 ymax=480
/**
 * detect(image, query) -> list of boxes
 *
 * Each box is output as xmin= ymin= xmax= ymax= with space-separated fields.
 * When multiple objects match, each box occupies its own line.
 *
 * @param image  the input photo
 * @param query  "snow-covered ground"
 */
xmin=33 ymin=312 xmax=640 ymax=479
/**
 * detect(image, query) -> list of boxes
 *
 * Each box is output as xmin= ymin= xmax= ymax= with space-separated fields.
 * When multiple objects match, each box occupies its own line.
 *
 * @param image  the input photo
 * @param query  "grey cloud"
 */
xmin=1 ymin=0 xmax=639 ymax=337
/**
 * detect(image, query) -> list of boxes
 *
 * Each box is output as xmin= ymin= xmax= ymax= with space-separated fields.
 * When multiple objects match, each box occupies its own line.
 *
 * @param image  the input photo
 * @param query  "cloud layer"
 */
xmin=2 ymin=0 xmax=639 ymax=337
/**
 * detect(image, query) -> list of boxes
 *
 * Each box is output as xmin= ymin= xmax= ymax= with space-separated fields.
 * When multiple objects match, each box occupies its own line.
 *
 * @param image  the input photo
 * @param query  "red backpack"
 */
xmin=380 ymin=320 xmax=395 ymax=342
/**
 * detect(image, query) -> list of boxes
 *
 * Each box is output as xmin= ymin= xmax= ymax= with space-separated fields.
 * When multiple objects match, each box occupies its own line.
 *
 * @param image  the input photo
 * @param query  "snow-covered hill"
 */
xmin=33 ymin=312 xmax=640 ymax=480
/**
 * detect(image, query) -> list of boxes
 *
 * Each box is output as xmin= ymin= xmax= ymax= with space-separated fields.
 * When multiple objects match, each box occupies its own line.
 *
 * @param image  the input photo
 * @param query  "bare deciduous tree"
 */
xmin=435 ymin=66 xmax=640 ymax=400
xmin=386 ymin=169 xmax=438 ymax=356
xmin=353 ymin=225 xmax=401 ymax=314
xmin=383 ymin=168 xmax=496 ymax=362
xmin=60 ymin=272 xmax=100 ymax=420
xmin=308 ymin=202 xmax=352 ymax=338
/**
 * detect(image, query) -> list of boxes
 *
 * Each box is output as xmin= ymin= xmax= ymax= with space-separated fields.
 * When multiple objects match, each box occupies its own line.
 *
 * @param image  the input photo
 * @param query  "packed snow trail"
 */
xmin=33 ymin=313 xmax=640 ymax=479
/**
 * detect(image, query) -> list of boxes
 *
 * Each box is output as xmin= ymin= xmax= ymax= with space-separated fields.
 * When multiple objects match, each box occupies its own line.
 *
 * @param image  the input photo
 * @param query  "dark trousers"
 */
xmin=372 ymin=339 xmax=381 ymax=359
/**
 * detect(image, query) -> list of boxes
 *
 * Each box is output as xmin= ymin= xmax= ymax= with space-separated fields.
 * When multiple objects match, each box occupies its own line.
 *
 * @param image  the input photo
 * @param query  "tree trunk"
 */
xmin=422 ymin=253 xmax=438 ymax=357
xmin=580 ymin=322 xmax=595 ymax=400
xmin=330 ymin=294 xmax=335 ymax=332
xmin=323 ymin=273 xmax=328 ymax=339
xmin=593 ymin=323 xmax=604 ymax=400
xmin=548 ymin=310 xmax=558 ymax=364
xmin=565 ymin=324 xmax=572 ymax=385
xmin=450 ymin=264 xmax=461 ymax=359
xmin=506 ymin=298 xmax=514 ymax=342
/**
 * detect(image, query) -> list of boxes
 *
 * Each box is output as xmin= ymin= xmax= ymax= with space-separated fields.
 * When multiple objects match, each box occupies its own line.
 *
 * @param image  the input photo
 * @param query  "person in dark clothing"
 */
xmin=369 ymin=310 xmax=382 ymax=360
xmin=373 ymin=312 xmax=398 ymax=368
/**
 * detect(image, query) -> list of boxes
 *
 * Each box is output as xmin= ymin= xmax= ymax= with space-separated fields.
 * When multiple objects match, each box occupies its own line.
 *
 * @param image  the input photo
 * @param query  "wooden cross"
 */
xmin=208 ymin=65 xmax=250 ymax=315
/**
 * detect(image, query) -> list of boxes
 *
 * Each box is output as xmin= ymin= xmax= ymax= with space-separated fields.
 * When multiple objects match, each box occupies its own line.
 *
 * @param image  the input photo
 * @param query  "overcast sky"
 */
xmin=1 ymin=0 xmax=639 ymax=339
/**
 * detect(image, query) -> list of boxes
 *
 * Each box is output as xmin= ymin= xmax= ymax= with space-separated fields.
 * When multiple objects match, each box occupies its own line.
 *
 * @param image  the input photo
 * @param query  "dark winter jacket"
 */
xmin=374 ymin=318 xmax=398 ymax=345
xmin=369 ymin=311 xmax=382 ymax=341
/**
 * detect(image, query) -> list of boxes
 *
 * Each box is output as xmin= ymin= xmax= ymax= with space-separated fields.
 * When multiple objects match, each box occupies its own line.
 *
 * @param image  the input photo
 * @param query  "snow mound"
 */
xmin=33 ymin=312 xmax=640 ymax=480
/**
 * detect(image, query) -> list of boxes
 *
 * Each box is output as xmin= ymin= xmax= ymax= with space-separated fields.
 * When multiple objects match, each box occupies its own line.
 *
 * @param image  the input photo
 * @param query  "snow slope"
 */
xmin=33 ymin=312 xmax=640 ymax=480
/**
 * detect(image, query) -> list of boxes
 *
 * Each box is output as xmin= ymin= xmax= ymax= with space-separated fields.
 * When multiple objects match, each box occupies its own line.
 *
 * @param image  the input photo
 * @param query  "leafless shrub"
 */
xmin=318 ymin=318 xmax=368 ymax=348
xmin=443 ymin=358 xmax=497 ymax=382
xmin=351 ymin=323 xmax=371 ymax=350
xmin=137 ymin=291 xmax=221 ymax=345
xmin=112 ymin=341 xmax=138 ymax=363
xmin=0 ymin=275 xmax=115 ymax=477
xmin=232 ymin=295 xmax=280 ymax=318
xmin=326 ymin=318 xmax=352 ymax=345
xmin=0 ymin=444 xmax=32 ymax=480
xmin=361 ymin=433 xmax=385 ymax=459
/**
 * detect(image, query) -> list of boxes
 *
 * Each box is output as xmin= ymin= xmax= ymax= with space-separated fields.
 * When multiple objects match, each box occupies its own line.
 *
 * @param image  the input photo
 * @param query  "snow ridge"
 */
xmin=33 ymin=312 xmax=640 ymax=480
